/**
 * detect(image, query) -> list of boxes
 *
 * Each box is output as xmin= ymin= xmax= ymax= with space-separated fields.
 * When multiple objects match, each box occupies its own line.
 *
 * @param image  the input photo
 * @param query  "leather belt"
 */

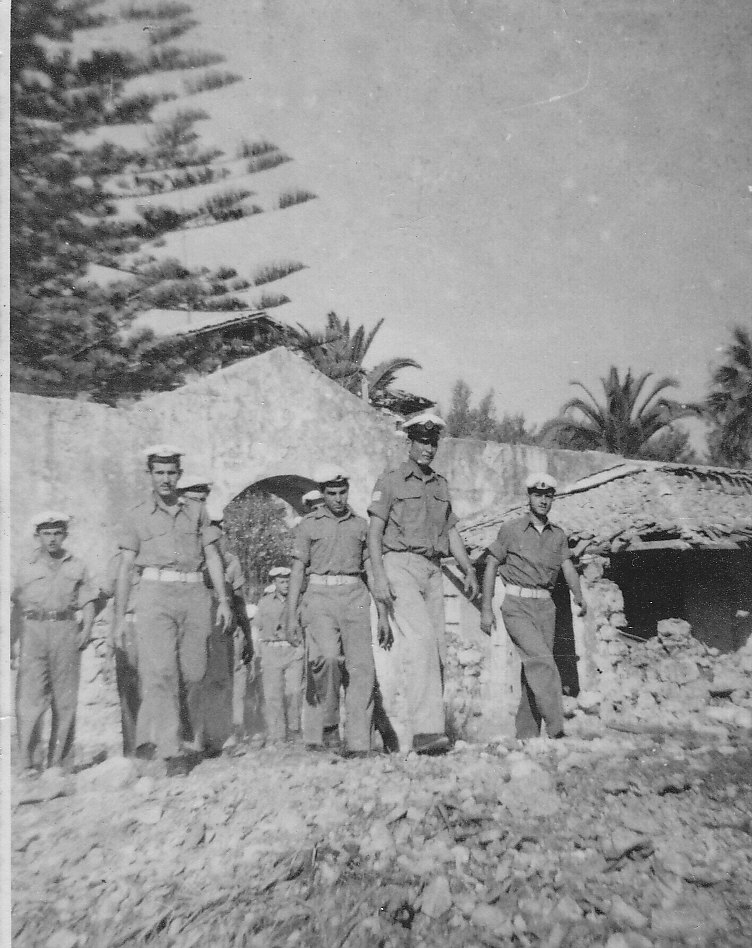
xmin=308 ymin=574 xmax=360 ymax=586
xmin=504 ymin=584 xmax=551 ymax=600
xmin=23 ymin=608 xmax=76 ymax=621
xmin=141 ymin=568 xmax=203 ymax=583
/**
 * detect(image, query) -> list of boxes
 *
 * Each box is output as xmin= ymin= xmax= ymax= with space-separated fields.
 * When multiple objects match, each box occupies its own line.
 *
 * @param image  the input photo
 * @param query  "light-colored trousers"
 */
xmin=501 ymin=595 xmax=563 ymax=738
xmin=135 ymin=581 xmax=211 ymax=759
xmin=384 ymin=552 xmax=446 ymax=737
xmin=260 ymin=642 xmax=304 ymax=741
xmin=301 ymin=583 xmax=375 ymax=751
xmin=16 ymin=618 xmax=80 ymax=770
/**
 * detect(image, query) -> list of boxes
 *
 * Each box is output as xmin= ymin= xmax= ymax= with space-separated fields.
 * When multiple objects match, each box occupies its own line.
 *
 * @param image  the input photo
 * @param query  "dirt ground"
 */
xmin=11 ymin=720 xmax=752 ymax=948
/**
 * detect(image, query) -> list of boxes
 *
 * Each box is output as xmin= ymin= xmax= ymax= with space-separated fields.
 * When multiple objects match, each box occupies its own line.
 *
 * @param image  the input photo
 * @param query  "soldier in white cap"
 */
xmin=480 ymin=472 xmax=587 ymax=739
xmin=301 ymin=489 xmax=324 ymax=512
xmin=12 ymin=511 xmax=98 ymax=774
xmin=178 ymin=473 xmax=213 ymax=504
xmin=286 ymin=465 xmax=382 ymax=757
xmin=368 ymin=412 xmax=478 ymax=755
xmin=114 ymin=445 xmax=231 ymax=776
xmin=253 ymin=566 xmax=304 ymax=743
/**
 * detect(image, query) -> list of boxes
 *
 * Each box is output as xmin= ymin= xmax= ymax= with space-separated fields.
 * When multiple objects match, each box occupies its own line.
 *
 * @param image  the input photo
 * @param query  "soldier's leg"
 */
xmin=385 ymin=553 xmax=445 ymax=736
xmin=339 ymin=585 xmax=375 ymax=752
xmin=16 ymin=620 xmax=51 ymax=770
xmin=47 ymin=619 xmax=81 ymax=769
xmin=135 ymin=582 xmax=182 ymax=759
xmin=261 ymin=644 xmax=288 ymax=741
xmin=301 ymin=591 xmax=341 ymax=747
xmin=199 ymin=622 xmax=233 ymax=753
xmin=283 ymin=646 xmax=305 ymax=738
xmin=177 ymin=585 xmax=212 ymax=748
xmin=502 ymin=597 xmax=563 ymax=738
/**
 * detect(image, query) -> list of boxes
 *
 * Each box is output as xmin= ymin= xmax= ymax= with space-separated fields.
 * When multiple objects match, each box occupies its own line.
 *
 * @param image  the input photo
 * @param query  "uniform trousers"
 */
xmin=501 ymin=595 xmax=563 ymax=738
xmin=260 ymin=642 xmax=304 ymax=741
xmin=134 ymin=580 xmax=211 ymax=759
xmin=196 ymin=608 xmax=234 ymax=753
xmin=114 ymin=614 xmax=142 ymax=757
xmin=384 ymin=552 xmax=446 ymax=736
xmin=16 ymin=617 xmax=80 ymax=770
xmin=302 ymin=583 xmax=374 ymax=751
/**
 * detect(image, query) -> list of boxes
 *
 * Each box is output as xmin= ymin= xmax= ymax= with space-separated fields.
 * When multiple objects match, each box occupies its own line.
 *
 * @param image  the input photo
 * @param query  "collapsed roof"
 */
xmin=461 ymin=461 xmax=752 ymax=560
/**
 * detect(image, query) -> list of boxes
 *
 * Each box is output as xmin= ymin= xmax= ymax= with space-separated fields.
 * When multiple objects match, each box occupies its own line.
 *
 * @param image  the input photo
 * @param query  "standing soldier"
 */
xmin=114 ymin=445 xmax=231 ymax=777
xmin=368 ymin=413 xmax=478 ymax=755
xmin=13 ymin=512 xmax=98 ymax=775
xmin=253 ymin=567 xmax=304 ymax=744
xmin=286 ymin=466 xmax=382 ymax=757
xmin=480 ymin=473 xmax=587 ymax=740
xmin=301 ymin=489 xmax=324 ymax=512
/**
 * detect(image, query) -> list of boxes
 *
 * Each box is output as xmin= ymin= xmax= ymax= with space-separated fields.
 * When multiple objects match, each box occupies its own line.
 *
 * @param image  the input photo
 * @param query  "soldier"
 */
xmin=480 ymin=473 xmax=587 ymax=740
xmin=114 ymin=445 xmax=231 ymax=777
xmin=302 ymin=489 xmax=324 ymax=512
xmin=368 ymin=412 xmax=478 ymax=755
xmin=253 ymin=567 xmax=304 ymax=744
xmin=286 ymin=466 xmax=383 ymax=757
xmin=13 ymin=512 xmax=98 ymax=775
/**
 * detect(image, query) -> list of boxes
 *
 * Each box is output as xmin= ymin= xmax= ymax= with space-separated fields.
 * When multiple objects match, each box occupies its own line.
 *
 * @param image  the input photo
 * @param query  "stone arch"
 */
xmin=225 ymin=473 xmax=319 ymax=517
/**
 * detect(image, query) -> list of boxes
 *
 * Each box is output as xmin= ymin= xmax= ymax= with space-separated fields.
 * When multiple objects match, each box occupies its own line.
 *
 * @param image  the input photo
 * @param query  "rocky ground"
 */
xmin=11 ymin=714 xmax=752 ymax=948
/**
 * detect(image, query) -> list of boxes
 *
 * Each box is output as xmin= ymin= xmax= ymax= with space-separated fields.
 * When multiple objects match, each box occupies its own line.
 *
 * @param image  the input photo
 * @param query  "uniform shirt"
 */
xmin=102 ymin=550 xmax=139 ymax=614
xmin=486 ymin=514 xmax=571 ymax=591
xmin=13 ymin=548 xmax=98 ymax=613
xmin=293 ymin=506 xmax=368 ymax=575
xmin=253 ymin=592 xmax=286 ymax=642
xmin=224 ymin=552 xmax=245 ymax=594
xmin=118 ymin=493 xmax=220 ymax=571
xmin=368 ymin=460 xmax=458 ymax=558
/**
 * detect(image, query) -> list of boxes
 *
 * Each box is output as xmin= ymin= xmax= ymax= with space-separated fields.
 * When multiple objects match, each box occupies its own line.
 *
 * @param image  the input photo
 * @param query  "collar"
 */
xmin=314 ymin=505 xmax=354 ymax=522
xmin=150 ymin=491 xmax=187 ymax=514
xmin=524 ymin=512 xmax=553 ymax=532
xmin=403 ymin=459 xmax=436 ymax=482
xmin=32 ymin=548 xmax=72 ymax=565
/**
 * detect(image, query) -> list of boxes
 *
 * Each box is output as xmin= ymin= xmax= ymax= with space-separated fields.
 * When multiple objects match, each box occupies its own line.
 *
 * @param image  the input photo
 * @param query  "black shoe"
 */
xmin=551 ymin=731 xmax=566 ymax=740
xmin=339 ymin=748 xmax=379 ymax=760
xmin=412 ymin=733 xmax=451 ymax=756
xmin=165 ymin=756 xmax=191 ymax=778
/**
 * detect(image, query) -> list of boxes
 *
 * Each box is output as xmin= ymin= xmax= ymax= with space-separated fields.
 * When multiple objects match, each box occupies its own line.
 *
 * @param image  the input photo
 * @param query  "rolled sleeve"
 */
xmin=558 ymin=531 xmax=573 ymax=561
xmin=77 ymin=567 xmax=100 ymax=608
xmin=367 ymin=475 xmax=392 ymax=522
xmin=118 ymin=522 xmax=140 ymax=553
xmin=198 ymin=506 xmax=222 ymax=549
xmin=486 ymin=526 xmax=510 ymax=563
xmin=292 ymin=520 xmax=312 ymax=564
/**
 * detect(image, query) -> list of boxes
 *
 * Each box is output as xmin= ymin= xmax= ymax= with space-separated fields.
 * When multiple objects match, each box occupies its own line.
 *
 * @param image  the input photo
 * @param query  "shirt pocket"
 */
xmin=392 ymin=484 xmax=428 ymax=537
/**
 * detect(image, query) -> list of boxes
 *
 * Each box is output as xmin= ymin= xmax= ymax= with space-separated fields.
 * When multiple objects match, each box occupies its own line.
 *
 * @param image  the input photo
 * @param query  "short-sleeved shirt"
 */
xmin=368 ymin=460 xmax=458 ymax=558
xmin=292 ymin=506 xmax=368 ymax=575
xmin=118 ymin=494 xmax=220 ymax=571
xmin=486 ymin=514 xmax=571 ymax=591
xmin=224 ymin=553 xmax=245 ymax=594
xmin=253 ymin=592 xmax=286 ymax=642
xmin=13 ymin=549 xmax=98 ymax=613
xmin=103 ymin=550 xmax=139 ymax=613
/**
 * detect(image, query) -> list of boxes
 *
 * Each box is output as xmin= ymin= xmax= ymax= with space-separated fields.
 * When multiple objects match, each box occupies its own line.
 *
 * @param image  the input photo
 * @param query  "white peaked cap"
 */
xmin=32 ymin=510 xmax=71 ymax=531
xmin=269 ymin=566 xmax=291 ymax=578
xmin=313 ymin=464 xmax=349 ymax=485
xmin=525 ymin=472 xmax=558 ymax=491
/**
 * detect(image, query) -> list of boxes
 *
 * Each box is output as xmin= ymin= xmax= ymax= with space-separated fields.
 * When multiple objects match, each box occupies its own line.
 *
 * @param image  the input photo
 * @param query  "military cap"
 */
xmin=143 ymin=443 xmax=183 ymax=461
xmin=269 ymin=566 xmax=291 ymax=578
xmin=32 ymin=510 xmax=71 ymax=532
xmin=402 ymin=411 xmax=446 ymax=441
xmin=525 ymin=472 xmax=558 ymax=492
xmin=313 ymin=464 xmax=349 ymax=486
xmin=264 ymin=583 xmax=276 ymax=594
xmin=302 ymin=489 xmax=324 ymax=505
xmin=179 ymin=472 xmax=214 ymax=491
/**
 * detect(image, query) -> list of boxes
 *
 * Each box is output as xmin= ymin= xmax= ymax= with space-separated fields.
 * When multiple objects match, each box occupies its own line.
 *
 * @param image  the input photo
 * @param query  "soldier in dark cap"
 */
xmin=368 ymin=413 xmax=478 ymax=755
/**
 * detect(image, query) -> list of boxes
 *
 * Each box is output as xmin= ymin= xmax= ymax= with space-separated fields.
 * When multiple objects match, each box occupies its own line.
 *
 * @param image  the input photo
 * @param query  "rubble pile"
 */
xmin=444 ymin=632 xmax=484 ymax=740
xmin=568 ymin=558 xmax=752 ymax=739
xmin=12 ymin=732 xmax=752 ymax=948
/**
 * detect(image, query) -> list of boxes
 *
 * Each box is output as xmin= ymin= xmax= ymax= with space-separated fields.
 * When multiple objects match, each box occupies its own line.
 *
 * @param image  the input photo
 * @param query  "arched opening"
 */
xmin=222 ymin=474 xmax=319 ymax=600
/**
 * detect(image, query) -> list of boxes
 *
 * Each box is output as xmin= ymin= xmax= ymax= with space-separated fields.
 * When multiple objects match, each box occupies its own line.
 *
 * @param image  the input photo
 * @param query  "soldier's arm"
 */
xmin=114 ymin=549 xmax=137 ymax=644
xmin=448 ymin=526 xmax=479 ymax=599
xmin=205 ymin=543 xmax=232 ymax=630
xmin=364 ymin=557 xmax=392 ymax=650
xmin=285 ymin=559 xmax=306 ymax=638
xmin=562 ymin=559 xmax=587 ymax=616
xmin=367 ymin=516 xmax=394 ymax=603
xmin=480 ymin=554 xmax=499 ymax=636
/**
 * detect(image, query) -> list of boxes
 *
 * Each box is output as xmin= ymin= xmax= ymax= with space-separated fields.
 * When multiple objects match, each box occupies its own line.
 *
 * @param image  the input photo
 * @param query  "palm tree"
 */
xmin=706 ymin=325 xmax=752 ymax=468
xmin=540 ymin=367 xmax=699 ymax=460
xmin=291 ymin=312 xmax=421 ymax=403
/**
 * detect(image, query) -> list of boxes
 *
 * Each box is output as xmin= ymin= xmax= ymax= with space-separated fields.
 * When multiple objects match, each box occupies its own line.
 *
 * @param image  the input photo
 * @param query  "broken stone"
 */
xmin=470 ymin=903 xmax=514 ymax=936
xmin=576 ymin=690 xmax=602 ymax=713
xmin=45 ymin=931 xmax=78 ymax=948
xmin=77 ymin=756 xmax=137 ymax=792
xmin=609 ymin=895 xmax=648 ymax=930
xmin=419 ymin=875 xmax=452 ymax=918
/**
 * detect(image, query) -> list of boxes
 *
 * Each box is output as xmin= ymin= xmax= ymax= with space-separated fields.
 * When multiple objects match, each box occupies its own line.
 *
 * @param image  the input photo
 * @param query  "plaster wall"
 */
xmin=10 ymin=347 xmax=619 ymax=583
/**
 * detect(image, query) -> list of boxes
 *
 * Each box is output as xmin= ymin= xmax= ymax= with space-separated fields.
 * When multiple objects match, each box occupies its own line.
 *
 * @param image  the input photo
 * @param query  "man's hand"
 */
xmin=377 ymin=615 xmax=394 ymax=651
xmin=216 ymin=600 xmax=233 ymax=631
xmin=573 ymin=597 xmax=588 ymax=618
xmin=463 ymin=569 xmax=479 ymax=600
xmin=372 ymin=575 xmax=394 ymax=604
xmin=111 ymin=616 xmax=128 ymax=651
xmin=480 ymin=607 xmax=496 ymax=637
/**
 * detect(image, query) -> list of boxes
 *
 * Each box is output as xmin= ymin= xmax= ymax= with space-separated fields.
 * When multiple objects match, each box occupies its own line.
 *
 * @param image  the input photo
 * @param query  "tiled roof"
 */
xmin=122 ymin=309 xmax=280 ymax=340
xmin=461 ymin=461 xmax=752 ymax=558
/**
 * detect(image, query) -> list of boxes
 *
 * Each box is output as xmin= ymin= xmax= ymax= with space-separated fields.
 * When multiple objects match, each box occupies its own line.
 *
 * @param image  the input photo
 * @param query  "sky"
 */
xmin=83 ymin=0 xmax=752 ymax=424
